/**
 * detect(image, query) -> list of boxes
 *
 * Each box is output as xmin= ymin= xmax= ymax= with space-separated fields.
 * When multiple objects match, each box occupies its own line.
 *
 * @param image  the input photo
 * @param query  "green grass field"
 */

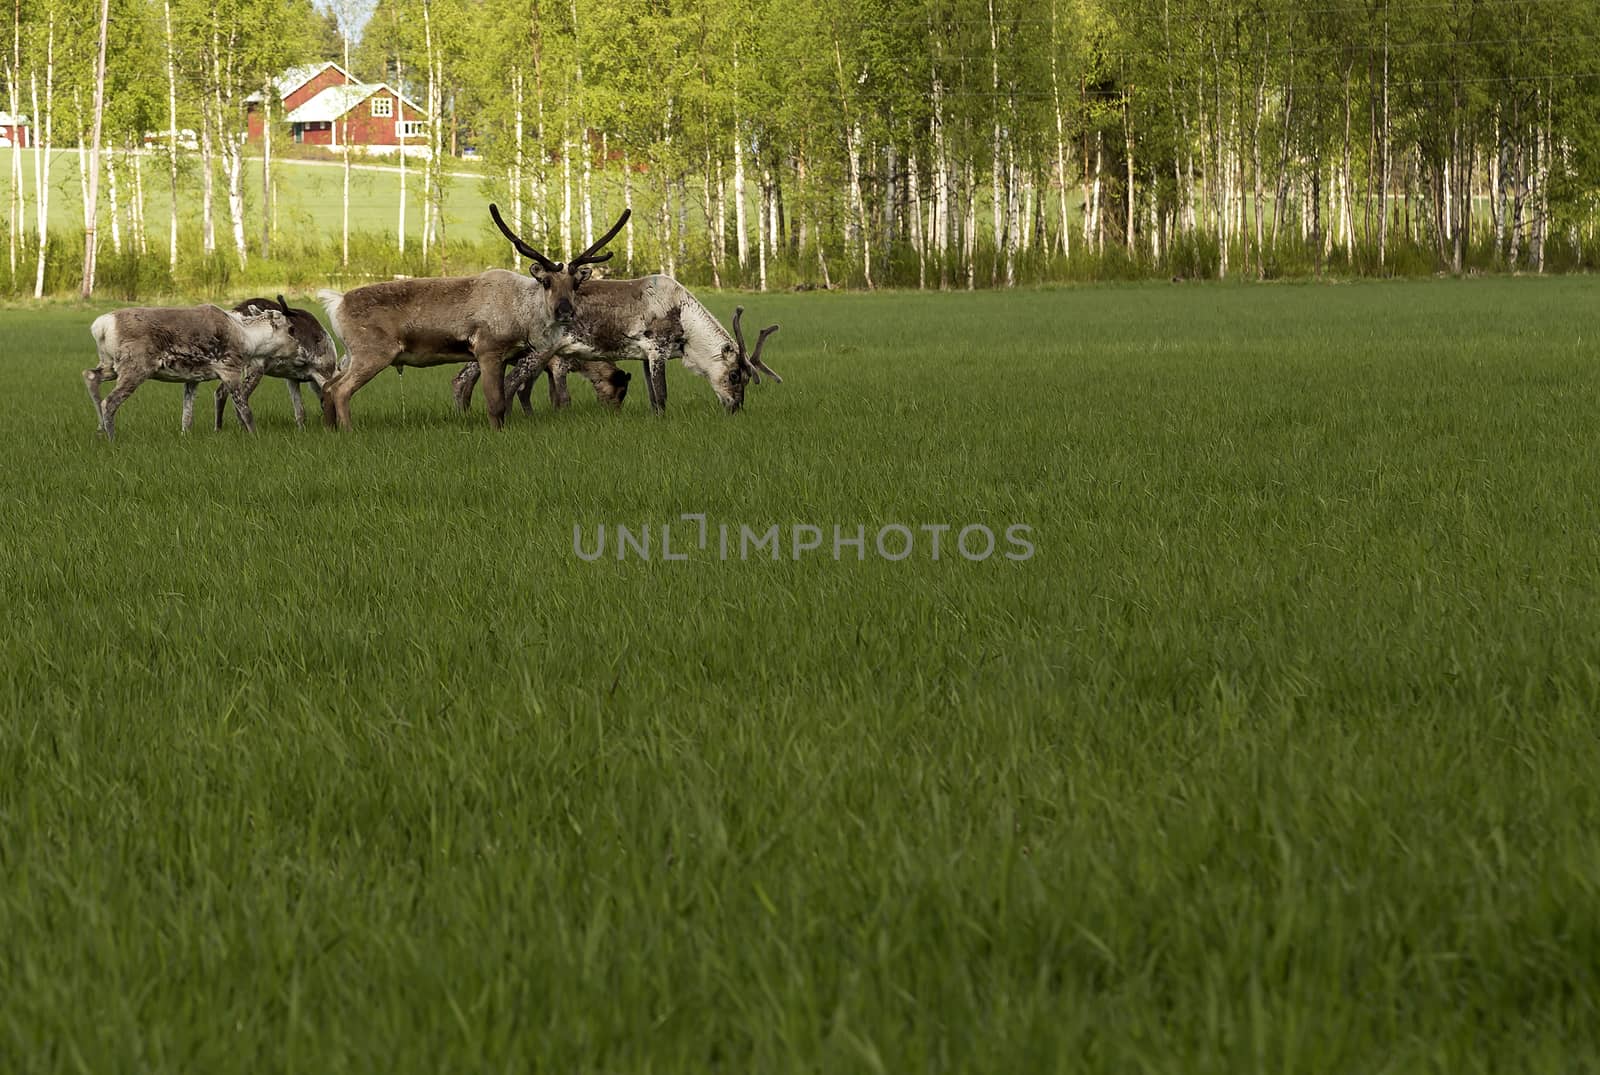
xmin=3 ymin=278 xmax=1600 ymax=1072
xmin=4 ymin=148 xmax=496 ymax=238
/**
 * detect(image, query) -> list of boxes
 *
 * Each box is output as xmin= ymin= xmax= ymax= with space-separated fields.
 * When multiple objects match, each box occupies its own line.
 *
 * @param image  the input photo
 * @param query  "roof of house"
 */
xmin=285 ymin=82 xmax=427 ymax=124
xmin=0 ymin=112 xmax=28 ymax=125
xmin=246 ymin=61 xmax=358 ymax=104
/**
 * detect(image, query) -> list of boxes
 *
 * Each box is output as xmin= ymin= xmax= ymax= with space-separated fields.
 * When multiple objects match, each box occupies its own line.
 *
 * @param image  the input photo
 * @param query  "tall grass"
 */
xmin=3 ymin=279 xmax=1600 ymax=1071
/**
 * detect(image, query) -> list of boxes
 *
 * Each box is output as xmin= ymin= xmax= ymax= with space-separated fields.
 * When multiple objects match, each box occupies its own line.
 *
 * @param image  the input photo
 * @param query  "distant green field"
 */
xmin=2 ymin=147 xmax=502 ymax=238
xmin=4 ymin=279 xmax=1600 ymax=1072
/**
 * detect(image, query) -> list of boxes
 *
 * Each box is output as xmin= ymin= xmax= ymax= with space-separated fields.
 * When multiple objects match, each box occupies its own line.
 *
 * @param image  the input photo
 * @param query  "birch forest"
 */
xmin=5 ymin=0 xmax=1600 ymax=297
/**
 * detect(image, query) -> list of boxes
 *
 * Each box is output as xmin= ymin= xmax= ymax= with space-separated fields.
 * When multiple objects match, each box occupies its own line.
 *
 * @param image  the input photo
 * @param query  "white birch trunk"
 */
xmin=133 ymin=147 xmax=147 ymax=255
xmin=964 ymin=158 xmax=977 ymax=289
xmin=847 ymin=122 xmax=870 ymax=288
xmin=397 ymin=53 xmax=407 ymax=255
xmin=1049 ymin=21 xmax=1070 ymax=257
xmin=909 ymin=149 xmax=926 ymax=289
xmin=932 ymin=74 xmax=950 ymax=284
xmin=713 ymin=156 xmax=725 ymax=271
xmin=30 ymin=20 xmax=53 ymax=299
xmin=733 ymin=126 xmax=747 ymax=270
xmin=704 ymin=157 xmax=721 ymax=288
xmin=757 ymin=167 xmax=767 ymax=291
xmin=6 ymin=0 xmax=20 ymax=280
xmin=106 ymin=148 xmax=120 ymax=255
xmin=261 ymin=91 xmax=271 ymax=256
xmin=987 ymin=0 xmax=1003 ymax=279
xmin=341 ymin=32 xmax=351 ymax=265
xmin=561 ymin=127 xmax=573 ymax=256
xmin=623 ymin=150 xmax=633 ymax=270
xmin=511 ymin=70 xmax=523 ymax=267
xmin=199 ymin=96 xmax=215 ymax=256
xmin=1124 ymin=88 xmax=1135 ymax=253
xmin=163 ymin=0 xmax=178 ymax=268
xmin=80 ymin=0 xmax=109 ymax=297
xmin=225 ymin=137 xmax=246 ymax=266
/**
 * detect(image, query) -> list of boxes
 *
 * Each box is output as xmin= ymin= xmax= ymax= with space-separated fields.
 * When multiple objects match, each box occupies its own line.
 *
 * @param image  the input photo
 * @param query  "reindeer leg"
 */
xmin=182 ymin=383 xmax=198 ymax=432
xmin=477 ymin=349 xmax=512 ymax=431
xmin=547 ymin=353 xmax=573 ymax=410
xmin=82 ymin=368 xmax=110 ymax=433
xmin=287 ymin=380 xmax=306 ymax=430
xmin=451 ymin=363 xmax=480 ymax=413
xmin=326 ymin=345 xmax=393 ymax=431
xmin=213 ymin=383 xmax=229 ymax=431
xmin=99 ymin=367 xmax=151 ymax=442
xmin=516 ymin=367 xmax=534 ymax=415
xmin=221 ymin=371 xmax=257 ymax=434
xmin=235 ymin=366 xmax=265 ymax=432
xmin=646 ymin=357 xmax=667 ymax=415
xmin=503 ymin=352 xmax=542 ymax=416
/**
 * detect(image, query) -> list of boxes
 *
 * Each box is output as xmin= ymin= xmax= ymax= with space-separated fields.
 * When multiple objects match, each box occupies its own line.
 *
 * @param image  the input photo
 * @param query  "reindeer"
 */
xmin=451 ymin=304 xmax=688 ymax=416
xmin=83 ymin=304 xmax=299 ymax=441
xmin=481 ymin=205 xmax=783 ymax=414
xmin=315 ymin=212 xmax=631 ymax=431
xmin=204 ymin=295 xmax=339 ymax=432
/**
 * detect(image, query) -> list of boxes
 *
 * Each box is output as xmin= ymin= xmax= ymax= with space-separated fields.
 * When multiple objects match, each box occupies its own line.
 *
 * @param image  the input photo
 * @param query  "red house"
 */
xmin=285 ymin=83 xmax=428 ymax=149
xmin=0 ymin=111 xmax=29 ymax=148
xmin=247 ymin=62 xmax=428 ymax=151
xmin=246 ymin=62 xmax=354 ymax=142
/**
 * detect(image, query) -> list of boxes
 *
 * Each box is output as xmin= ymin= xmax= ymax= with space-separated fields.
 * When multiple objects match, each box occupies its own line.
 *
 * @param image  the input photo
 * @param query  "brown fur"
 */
xmin=453 ymin=307 xmax=684 ymax=415
xmin=317 ymin=268 xmax=582 ymax=430
xmin=212 ymin=296 xmax=339 ymax=431
xmin=83 ymin=304 xmax=298 ymax=441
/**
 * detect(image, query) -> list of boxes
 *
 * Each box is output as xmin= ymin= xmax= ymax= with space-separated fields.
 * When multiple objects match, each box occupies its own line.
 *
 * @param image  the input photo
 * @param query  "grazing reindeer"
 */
xmin=316 ymin=210 xmax=631 ymax=430
xmin=207 ymin=295 xmax=340 ymax=431
xmin=452 ymin=306 xmax=687 ymax=415
xmin=83 ymin=304 xmax=299 ymax=441
xmin=485 ymin=206 xmax=783 ymax=414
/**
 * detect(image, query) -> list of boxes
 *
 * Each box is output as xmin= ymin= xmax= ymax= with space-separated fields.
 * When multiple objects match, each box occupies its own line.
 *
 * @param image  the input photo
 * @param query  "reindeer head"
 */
xmin=231 ymin=305 xmax=299 ymax=362
xmin=720 ymin=306 xmax=781 ymax=413
xmin=490 ymin=203 xmax=629 ymax=327
xmin=236 ymin=294 xmax=339 ymax=386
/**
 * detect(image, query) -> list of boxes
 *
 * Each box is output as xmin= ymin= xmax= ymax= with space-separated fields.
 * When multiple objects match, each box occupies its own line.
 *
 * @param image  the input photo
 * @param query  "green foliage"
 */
xmin=7 ymin=0 xmax=1600 ymax=295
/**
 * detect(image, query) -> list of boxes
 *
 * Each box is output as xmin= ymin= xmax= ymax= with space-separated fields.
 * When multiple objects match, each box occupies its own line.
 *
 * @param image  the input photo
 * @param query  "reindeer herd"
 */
xmin=81 ymin=207 xmax=783 ymax=441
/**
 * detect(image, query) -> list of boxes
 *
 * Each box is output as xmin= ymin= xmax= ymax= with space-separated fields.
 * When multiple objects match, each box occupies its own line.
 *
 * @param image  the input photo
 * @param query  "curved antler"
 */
xmin=730 ymin=307 xmax=782 ymax=384
xmin=750 ymin=325 xmax=782 ymax=384
xmin=569 ymin=208 xmax=632 ymax=269
xmin=489 ymin=203 xmax=563 ymax=272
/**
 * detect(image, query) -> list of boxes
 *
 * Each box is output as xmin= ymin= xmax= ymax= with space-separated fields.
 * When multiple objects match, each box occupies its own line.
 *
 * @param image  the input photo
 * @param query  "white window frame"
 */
xmin=370 ymin=96 xmax=393 ymax=118
xmin=399 ymin=120 xmax=426 ymax=139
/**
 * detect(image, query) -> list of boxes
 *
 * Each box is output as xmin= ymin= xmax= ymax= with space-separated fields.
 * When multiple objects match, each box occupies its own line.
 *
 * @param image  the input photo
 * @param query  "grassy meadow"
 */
xmin=4 ymin=147 xmax=494 ymax=237
xmin=3 ymin=278 xmax=1600 ymax=1071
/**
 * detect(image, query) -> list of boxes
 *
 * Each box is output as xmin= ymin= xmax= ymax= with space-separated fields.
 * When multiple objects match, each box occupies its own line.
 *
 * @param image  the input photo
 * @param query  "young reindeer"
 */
xmin=482 ymin=205 xmax=783 ymax=414
xmin=316 ymin=211 xmax=632 ymax=430
xmin=83 ymin=304 xmax=299 ymax=441
xmin=207 ymin=295 xmax=339 ymax=431
xmin=452 ymin=301 xmax=687 ymax=415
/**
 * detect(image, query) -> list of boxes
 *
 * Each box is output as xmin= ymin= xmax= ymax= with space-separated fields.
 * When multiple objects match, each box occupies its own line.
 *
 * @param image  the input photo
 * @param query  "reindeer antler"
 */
xmin=276 ymin=294 xmax=291 ymax=313
xmin=569 ymin=209 xmax=632 ymax=269
xmin=750 ymin=325 xmax=782 ymax=383
xmin=490 ymin=203 xmax=563 ymax=272
xmin=731 ymin=307 xmax=783 ymax=385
